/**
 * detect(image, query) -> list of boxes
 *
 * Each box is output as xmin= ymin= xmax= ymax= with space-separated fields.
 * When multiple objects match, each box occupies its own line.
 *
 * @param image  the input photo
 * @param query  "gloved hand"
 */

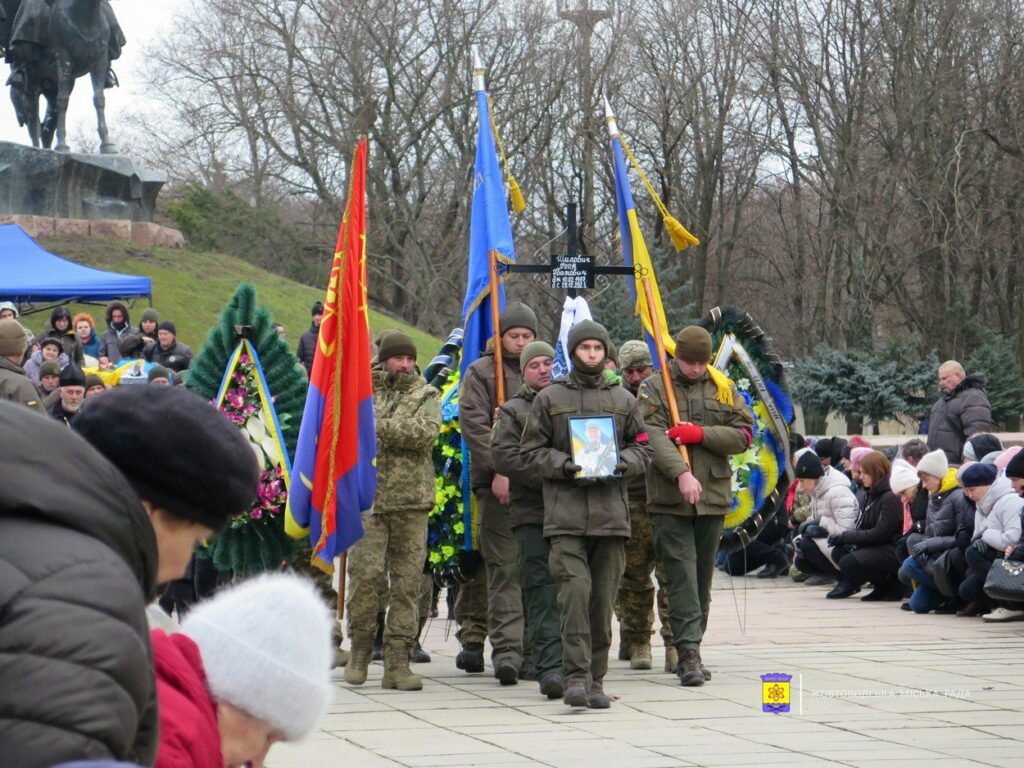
xmin=910 ymin=540 xmax=929 ymax=558
xmin=804 ymin=524 xmax=827 ymax=539
xmin=797 ymin=519 xmax=815 ymax=536
xmin=600 ymin=461 xmax=628 ymax=481
xmin=971 ymin=538 xmax=989 ymax=555
xmin=562 ymin=460 xmax=583 ymax=479
xmin=666 ymin=422 xmax=705 ymax=445
xmin=827 ymin=533 xmax=844 ymax=547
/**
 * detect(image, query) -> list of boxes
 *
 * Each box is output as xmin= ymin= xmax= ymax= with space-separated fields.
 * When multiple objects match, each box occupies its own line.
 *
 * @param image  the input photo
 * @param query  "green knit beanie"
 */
xmin=499 ymin=302 xmax=538 ymax=336
xmin=675 ymin=326 xmax=713 ymax=363
xmin=568 ymin=320 xmax=610 ymax=361
xmin=377 ymin=329 xmax=417 ymax=362
xmin=519 ymin=340 xmax=555 ymax=370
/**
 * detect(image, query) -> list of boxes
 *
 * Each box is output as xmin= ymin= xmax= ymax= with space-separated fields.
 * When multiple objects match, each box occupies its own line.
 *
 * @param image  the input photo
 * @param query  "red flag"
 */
xmin=286 ymin=138 xmax=376 ymax=568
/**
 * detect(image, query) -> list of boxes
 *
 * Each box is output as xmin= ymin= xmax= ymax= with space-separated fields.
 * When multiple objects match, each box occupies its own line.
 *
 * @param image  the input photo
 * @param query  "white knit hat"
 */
xmin=180 ymin=573 xmax=333 ymax=741
xmin=916 ymin=449 xmax=948 ymax=480
xmin=890 ymin=458 xmax=920 ymax=494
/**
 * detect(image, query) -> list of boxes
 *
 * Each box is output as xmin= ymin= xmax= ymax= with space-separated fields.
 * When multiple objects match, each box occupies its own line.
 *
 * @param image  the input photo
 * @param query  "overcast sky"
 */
xmin=0 ymin=0 xmax=186 ymax=149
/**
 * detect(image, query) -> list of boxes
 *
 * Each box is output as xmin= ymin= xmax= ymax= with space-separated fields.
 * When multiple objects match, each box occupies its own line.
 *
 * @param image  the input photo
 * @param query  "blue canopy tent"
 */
xmin=0 ymin=223 xmax=152 ymax=313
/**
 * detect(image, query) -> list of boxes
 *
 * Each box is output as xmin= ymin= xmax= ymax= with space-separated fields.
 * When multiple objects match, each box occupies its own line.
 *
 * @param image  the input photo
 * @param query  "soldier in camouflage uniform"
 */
xmin=492 ymin=340 xmax=564 ymax=700
xmin=345 ymin=330 xmax=441 ymax=691
xmin=613 ymin=340 xmax=675 ymax=672
xmin=457 ymin=303 xmax=536 ymax=682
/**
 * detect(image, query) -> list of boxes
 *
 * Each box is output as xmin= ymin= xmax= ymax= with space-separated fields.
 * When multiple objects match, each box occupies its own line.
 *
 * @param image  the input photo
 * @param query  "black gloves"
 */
xmin=910 ymin=540 xmax=929 ymax=558
xmin=971 ymin=538 xmax=989 ymax=555
xmin=827 ymin=533 xmax=844 ymax=547
xmin=563 ymin=460 xmax=583 ymax=478
xmin=803 ymin=524 xmax=827 ymax=539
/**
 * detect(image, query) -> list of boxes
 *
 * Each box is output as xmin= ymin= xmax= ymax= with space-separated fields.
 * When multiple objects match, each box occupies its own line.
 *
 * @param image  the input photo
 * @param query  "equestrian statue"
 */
xmin=1 ymin=0 xmax=125 ymax=153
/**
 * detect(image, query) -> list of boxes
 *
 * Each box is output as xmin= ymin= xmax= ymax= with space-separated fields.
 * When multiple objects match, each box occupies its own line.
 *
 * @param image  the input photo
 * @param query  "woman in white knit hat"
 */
xmin=151 ymin=573 xmax=333 ymax=768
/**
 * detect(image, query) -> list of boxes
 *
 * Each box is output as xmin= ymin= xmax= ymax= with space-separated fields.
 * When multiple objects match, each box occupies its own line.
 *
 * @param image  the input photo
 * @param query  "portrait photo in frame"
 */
xmin=569 ymin=415 xmax=619 ymax=479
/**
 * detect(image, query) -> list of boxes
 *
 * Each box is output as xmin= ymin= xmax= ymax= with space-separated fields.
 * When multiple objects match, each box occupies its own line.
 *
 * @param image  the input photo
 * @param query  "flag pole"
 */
xmin=642 ymin=277 xmax=689 ymax=466
xmin=336 ymin=552 xmax=347 ymax=621
xmin=488 ymin=248 xmax=505 ymax=405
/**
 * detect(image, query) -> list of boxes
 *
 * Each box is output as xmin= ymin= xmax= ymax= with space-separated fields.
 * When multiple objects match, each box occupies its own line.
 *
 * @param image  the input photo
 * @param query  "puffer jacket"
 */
xmin=921 ymin=471 xmax=969 ymax=555
xmin=97 ymin=301 xmax=138 ymax=364
xmin=0 ymin=399 xmax=159 ymax=767
xmin=809 ymin=466 xmax=859 ymax=563
xmin=973 ymin=475 xmax=1024 ymax=551
xmin=460 ymin=350 xmax=524 ymax=489
xmin=372 ymin=369 xmax=441 ymax=512
xmin=521 ymin=368 xmax=651 ymax=538
xmin=927 ymin=373 xmax=993 ymax=463
xmin=838 ymin=476 xmax=902 ymax=548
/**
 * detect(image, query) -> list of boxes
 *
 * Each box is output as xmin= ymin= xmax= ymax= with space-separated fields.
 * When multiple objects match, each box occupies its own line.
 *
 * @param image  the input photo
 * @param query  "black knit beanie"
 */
xmin=73 ymin=386 xmax=260 ymax=530
xmin=157 ymin=320 xmax=177 ymax=336
xmin=795 ymin=451 xmax=824 ymax=480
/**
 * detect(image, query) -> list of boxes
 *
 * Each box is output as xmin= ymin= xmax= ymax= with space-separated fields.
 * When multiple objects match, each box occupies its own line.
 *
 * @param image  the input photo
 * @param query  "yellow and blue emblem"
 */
xmin=761 ymin=673 xmax=792 ymax=714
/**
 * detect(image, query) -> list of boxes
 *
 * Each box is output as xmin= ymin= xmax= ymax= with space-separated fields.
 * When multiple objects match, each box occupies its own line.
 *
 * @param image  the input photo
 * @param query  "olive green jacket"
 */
xmin=521 ymin=369 xmax=651 ymax=538
xmin=0 ymin=357 xmax=45 ymax=415
xmin=491 ymin=384 xmax=544 ymax=529
xmin=373 ymin=369 xmax=441 ymax=513
xmin=637 ymin=362 xmax=752 ymax=516
xmin=460 ymin=351 xmax=524 ymax=489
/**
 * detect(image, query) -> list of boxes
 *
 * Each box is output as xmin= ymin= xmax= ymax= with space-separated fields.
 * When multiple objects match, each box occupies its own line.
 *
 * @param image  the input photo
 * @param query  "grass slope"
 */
xmin=33 ymin=237 xmax=441 ymax=366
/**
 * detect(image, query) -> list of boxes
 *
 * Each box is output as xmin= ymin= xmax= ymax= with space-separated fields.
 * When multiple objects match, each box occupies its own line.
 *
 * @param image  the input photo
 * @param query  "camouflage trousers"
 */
xmin=615 ymin=499 xmax=673 ymax=647
xmin=346 ymin=508 xmax=428 ymax=645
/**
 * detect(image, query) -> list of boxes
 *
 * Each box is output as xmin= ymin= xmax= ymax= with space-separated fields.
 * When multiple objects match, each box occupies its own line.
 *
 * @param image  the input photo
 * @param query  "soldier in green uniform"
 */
xmin=457 ymin=303 xmax=537 ymax=682
xmin=613 ymin=339 xmax=675 ymax=672
xmin=521 ymin=320 xmax=651 ymax=709
xmin=0 ymin=319 xmax=44 ymax=415
xmin=491 ymin=340 xmax=564 ymax=700
xmin=637 ymin=326 xmax=753 ymax=686
xmin=345 ymin=330 xmax=441 ymax=691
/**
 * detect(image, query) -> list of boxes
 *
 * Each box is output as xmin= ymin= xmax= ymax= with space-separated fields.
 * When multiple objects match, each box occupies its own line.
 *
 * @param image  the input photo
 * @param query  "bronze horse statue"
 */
xmin=2 ymin=0 xmax=124 ymax=153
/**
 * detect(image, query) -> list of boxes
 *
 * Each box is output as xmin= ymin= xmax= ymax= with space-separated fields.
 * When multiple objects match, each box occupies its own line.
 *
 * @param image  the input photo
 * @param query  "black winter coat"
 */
xmin=926 ymin=373 xmax=993 ymax=463
xmin=0 ymin=400 xmax=160 ymax=767
xmin=296 ymin=323 xmax=318 ymax=375
xmin=842 ymin=476 xmax=903 ymax=548
xmin=144 ymin=339 xmax=194 ymax=373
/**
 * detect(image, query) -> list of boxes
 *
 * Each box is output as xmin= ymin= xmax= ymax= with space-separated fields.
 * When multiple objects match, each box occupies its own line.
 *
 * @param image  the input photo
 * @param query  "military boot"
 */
xmin=344 ymin=630 xmax=374 ymax=686
xmin=664 ymin=645 xmax=678 ymax=673
xmin=587 ymin=681 xmax=611 ymax=709
xmin=371 ymin=611 xmax=385 ymax=661
xmin=456 ymin=641 xmax=485 ymax=673
xmin=630 ymin=641 xmax=653 ymax=670
xmin=333 ymin=647 xmax=350 ymax=668
xmin=411 ymin=618 xmax=431 ymax=664
xmin=382 ymin=640 xmax=423 ymax=691
xmin=677 ymin=648 xmax=704 ymax=687
xmin=563 ymin=677 xmax=589 ymax=708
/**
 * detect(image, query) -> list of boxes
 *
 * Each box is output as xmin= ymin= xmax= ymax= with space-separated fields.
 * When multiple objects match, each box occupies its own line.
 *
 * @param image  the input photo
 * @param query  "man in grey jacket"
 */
xmin=927 ymin=361 xmax=992 ymax=464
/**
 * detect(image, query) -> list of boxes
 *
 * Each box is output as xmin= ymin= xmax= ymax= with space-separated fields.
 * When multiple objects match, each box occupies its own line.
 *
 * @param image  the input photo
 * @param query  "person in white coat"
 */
xmin=957 ymin=462 xmax=1024 ymax=621
xmin=792 ymin=451 xmax=859 ymax=586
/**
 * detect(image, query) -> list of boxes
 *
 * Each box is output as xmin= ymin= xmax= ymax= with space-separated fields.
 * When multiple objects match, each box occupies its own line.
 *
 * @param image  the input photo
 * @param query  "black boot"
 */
xmin=430 ymin=582 xmax=440 ymax=618
xmin=411 ymin=617 xmax=431 ymax=663
xmin=456 ymin=641 xmax=485 ymax=673
xmin=519 ymin=656 xmax=538 ymax=681
xmin=372 ymin=611 xmax=385 ymax=661
xmin=756 ymin=550 xmax=790 ymax=579
xmin=826 ymin=581 xmax=861 ymax=599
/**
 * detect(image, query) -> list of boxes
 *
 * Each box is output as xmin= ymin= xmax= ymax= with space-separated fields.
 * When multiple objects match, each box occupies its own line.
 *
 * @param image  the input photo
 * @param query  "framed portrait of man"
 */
xmin=569 ymin=415 xmax=619 ymax=478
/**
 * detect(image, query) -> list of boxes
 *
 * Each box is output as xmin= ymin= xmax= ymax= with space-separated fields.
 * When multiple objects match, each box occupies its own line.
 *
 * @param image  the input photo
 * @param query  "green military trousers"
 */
xmin=548 ymin=534 xmax=626 ymax=685
xmin=515 ymin=524 xmax=562 ymax=676
xmin=651 ymin=513 xmax=724 ymax=652
xmin=615 ymin=500 xmax=673 ymax=648
xmin=479 ymin=487 xmax=524 ymax=662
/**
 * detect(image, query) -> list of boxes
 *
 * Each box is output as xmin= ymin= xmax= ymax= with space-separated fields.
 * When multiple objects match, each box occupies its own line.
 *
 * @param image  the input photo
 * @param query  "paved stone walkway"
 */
xmin=270 ymin=572 xmax=1024 ymax=767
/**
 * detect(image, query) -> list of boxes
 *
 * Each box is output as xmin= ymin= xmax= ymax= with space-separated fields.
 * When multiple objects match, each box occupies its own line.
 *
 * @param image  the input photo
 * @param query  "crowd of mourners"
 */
xmin=723 ymin=361 xmax=1024 ymax=622
xmin=0 ymin=300 xmax=194 ymax=422
xmin=1 ymin=293 xmax=1021 ymax=768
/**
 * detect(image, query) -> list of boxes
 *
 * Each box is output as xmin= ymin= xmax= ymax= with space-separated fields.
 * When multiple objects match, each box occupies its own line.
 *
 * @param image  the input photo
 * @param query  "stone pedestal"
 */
xmin=0 ymin=141 xmax=166 ymax=221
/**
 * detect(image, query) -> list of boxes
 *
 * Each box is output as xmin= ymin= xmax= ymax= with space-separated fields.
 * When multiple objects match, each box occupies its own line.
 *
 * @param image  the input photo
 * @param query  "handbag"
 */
xmin=983 ymin=558 xmax=1024 ymax=602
